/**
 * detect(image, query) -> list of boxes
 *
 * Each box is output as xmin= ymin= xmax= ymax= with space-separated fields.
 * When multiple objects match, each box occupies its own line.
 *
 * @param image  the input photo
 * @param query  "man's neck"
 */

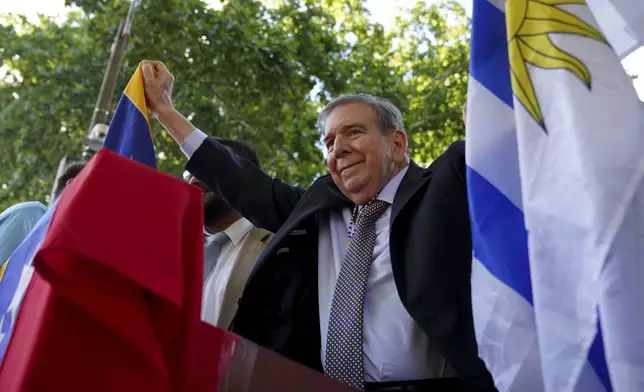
xmin=385 ymin=160 xmax=410 ymax=185
xmin=205 ymin=210 xmax=243 ymax=234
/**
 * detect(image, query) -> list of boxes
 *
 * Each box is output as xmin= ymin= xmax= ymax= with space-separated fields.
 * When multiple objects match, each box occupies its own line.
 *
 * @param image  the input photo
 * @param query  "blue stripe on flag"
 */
xmin=470 ymin=0 xmax=513 ymax=108
xmin=589 ymin=321 xmax=613 ymax=391
xmin=103 ymin=95 xmax=156 ymax=168
xmin=467 ymin=166 xmax=532 ymax=303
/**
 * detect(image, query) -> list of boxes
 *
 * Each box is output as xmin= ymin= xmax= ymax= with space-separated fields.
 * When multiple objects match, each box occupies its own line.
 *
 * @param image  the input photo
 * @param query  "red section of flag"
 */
xmin=0 ymin=149 xmax=238 ymax=391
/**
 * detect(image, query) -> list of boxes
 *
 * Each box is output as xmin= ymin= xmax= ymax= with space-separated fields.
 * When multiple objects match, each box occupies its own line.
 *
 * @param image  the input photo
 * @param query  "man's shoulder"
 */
xmin=426 ymin=140 xmax=465 ymax=168
xmin=435 ymin=140 xmax=465 ymax=164
xmin=309 ymin=173 xmax=333 ymax=187
xmin=0 ymin=201 xmax=48 ymax=224
xmin=298 ymin=173 xmax=337 ymax=198
xmin=445 ymin=139 xmax=465 ymax=156
xmin=420 ymin=140 xmax=466 ymax=184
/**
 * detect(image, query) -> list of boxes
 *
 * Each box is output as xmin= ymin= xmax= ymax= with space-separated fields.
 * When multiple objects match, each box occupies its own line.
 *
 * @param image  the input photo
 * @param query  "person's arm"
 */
xmin=186 ymin=135 xmax=304 ymax=233
xmin=141 ymin=61 xmax=304 ymax=232
xmin=155 ymin=105 xmax=198 ymax=145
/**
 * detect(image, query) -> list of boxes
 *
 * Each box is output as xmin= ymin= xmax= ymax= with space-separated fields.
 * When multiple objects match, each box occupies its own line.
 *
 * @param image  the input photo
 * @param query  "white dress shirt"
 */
xmin=318 ymin=166 xmax=435 ymax=382
xmin=181 ymin=129 xmax=434 ymax=382
xmin=201 ymin=217 xmax=254 ymax=327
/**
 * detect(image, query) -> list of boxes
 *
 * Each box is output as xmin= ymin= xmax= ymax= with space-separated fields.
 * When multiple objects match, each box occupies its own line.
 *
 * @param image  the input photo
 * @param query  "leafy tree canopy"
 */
xmin=0 ymin=0 xmax=469 ymax=211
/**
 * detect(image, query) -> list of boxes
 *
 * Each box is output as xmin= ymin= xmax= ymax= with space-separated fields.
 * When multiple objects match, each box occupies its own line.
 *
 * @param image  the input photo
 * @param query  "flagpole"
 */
xmin=48 ymin=0 xmax=138 ymax=204
xmin=83 ymin=0 xmax=138 ymax=159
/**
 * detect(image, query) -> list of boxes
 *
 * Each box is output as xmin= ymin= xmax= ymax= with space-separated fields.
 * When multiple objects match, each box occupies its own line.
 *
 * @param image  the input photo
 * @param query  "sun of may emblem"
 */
xmin=506 ymin=0 xmax=607 ymax=131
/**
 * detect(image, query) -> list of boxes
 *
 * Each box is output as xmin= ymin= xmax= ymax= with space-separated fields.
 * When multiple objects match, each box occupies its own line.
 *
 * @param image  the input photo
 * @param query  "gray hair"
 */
xmin=317 ymin=94 xmax=405 ymax=135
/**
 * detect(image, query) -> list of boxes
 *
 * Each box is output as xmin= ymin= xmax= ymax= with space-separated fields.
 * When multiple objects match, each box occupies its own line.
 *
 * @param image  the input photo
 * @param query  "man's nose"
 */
xmin=332 ymin=134 xmax=351 ymax=158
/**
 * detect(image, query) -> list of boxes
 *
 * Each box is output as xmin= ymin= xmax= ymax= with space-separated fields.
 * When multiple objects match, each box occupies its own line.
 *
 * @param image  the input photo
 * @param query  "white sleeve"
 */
xmin=179 ymin=129 xmax=208 ymax=159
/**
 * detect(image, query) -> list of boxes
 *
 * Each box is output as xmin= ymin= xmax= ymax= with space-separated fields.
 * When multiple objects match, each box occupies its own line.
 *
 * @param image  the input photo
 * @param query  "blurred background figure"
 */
xmin=51 ymin=161 xmax=87 ymax=202
xmin=0 ymin=160 xmax=85 ymax=280
xmin=187 ymin=138 xmax=273 ymax=330
xmin=0 ymin=202 xmax=47 ymax=272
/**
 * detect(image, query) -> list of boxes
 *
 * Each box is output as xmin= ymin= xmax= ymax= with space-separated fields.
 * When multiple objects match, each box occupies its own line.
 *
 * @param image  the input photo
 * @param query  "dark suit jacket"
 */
xmin=186 ymin=138 xmax=496 ymax=391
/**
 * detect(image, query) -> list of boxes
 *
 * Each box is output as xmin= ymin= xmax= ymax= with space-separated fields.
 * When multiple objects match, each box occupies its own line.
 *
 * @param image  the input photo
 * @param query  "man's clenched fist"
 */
xmin=141 ymin=60 xmax=174 ymax=115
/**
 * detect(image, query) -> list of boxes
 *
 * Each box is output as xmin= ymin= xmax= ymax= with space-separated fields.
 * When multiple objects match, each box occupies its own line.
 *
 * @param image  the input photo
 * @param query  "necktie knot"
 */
xmin=356 ymin=199 xmax=390 ymax=228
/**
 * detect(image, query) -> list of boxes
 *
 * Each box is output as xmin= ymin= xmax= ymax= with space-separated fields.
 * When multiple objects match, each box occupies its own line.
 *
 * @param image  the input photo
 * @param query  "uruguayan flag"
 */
xmin=587 ymin=0 xmax=644 ymax=58
xmin=466 ymin=1 xmax=644 ymax=391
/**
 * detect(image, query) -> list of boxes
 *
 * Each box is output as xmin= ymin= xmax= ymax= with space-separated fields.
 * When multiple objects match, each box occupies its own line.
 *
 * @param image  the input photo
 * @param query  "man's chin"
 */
xmin=204 ymin=200 xmax=232 ymax=225
xmin=339 ymin=181 xmax=379 ymax=205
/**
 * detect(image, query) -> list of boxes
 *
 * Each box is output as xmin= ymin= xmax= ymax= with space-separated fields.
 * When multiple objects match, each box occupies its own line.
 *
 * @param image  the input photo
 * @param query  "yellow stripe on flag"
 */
xmin=0 ymin=258 xmax=8 ymax=282
xmin=123 ymin=64 xmax=152 ymax=133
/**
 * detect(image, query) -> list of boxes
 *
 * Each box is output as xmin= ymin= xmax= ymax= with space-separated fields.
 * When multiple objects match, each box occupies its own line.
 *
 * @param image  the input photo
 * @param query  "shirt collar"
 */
xmin=376 ymin=165 xmax=410 ymax=204
xmin=206 ymin=217 xmax=254 ymax=247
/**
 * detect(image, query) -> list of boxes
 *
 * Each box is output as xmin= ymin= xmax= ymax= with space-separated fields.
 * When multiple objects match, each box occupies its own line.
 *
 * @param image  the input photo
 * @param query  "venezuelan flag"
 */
xmin=0 ymin=65 xmax=157 ymax=364
xmin=102 ymin=63 xmax=156 ymax=168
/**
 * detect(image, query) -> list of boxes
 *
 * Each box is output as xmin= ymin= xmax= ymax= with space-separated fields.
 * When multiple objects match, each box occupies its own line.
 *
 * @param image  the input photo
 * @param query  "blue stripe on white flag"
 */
xmin=469 ymin=0 xmax=513 ymax=108
xmin=467 ymin=0 xmax=612 ymax=390
xmin=589 ymin=322 xmax=611 ymax=391
xmin=467 ymin=168 xmax=532 ymax=303
xmin=468 ymin=0 xmax=532 ymax=305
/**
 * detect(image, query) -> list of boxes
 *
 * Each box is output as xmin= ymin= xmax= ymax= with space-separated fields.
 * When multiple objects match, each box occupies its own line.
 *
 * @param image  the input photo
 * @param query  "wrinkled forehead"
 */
xmin=323 ymin=102 xmax=379 ymax=136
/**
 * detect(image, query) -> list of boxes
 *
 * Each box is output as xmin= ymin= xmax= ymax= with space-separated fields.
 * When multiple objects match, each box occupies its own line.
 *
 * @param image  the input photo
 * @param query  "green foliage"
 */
xmin=394 ymin=1 xmax=471 ymax=164
xmin=0 ymin=0 xmax=470 ymax=211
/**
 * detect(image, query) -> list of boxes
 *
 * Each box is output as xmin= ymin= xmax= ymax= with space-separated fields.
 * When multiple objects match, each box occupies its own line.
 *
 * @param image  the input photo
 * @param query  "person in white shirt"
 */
xmin=141 ymin=61 xmax=496 ymax=392
xmin=187 ymin=138 xmax=273 ymax=330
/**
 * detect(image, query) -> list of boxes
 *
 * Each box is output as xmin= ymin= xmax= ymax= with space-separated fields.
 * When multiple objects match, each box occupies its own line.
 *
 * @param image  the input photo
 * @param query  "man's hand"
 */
xmin=141 ymin=60 xmax=174 ymax=115
xmin=140 ymin=60 xmax=196 ymax=144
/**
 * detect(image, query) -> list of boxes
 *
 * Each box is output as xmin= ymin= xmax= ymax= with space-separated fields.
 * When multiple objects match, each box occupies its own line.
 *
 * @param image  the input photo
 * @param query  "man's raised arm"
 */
xmin=141 ymin=61 xmax=304 ymax=232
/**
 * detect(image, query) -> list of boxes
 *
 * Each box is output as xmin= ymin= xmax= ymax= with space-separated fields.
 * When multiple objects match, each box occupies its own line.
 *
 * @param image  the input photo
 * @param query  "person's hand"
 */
xmin=141 ymin=60 xmax=174 ymax=115
xmin=140 ymin=61 xmax=195 ymax=143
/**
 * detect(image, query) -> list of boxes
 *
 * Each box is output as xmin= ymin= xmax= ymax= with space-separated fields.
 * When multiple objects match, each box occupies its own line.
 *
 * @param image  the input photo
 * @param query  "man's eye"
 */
xmin=349 ymin=129 xmax=361 ymax=136
xmin=326 ymin=141 xmax=334 ymax=149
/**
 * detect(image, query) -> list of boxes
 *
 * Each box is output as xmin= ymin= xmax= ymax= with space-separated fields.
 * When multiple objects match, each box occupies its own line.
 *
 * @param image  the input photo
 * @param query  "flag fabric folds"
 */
xmin=0 ymin=64 xmax=157 ymax=367
xmin=466 ymin=0 xmax=644 ymax=391
xmin=0 ymin=150 xmax=205 ymax=391
xmin=587 ymin=0 xmax=644 ymax=59
xmin=102 ymin=63 xmax=156 ymax=168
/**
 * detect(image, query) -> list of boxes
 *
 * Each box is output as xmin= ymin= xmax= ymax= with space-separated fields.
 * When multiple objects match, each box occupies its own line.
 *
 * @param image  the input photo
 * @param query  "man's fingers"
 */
xmin=151 ymin=61 xmax=169 ymax=75
xmin=143 ymin=60 xmax=170 ymax=79
xmin=141 ymin=61 xmax=156 ymax=83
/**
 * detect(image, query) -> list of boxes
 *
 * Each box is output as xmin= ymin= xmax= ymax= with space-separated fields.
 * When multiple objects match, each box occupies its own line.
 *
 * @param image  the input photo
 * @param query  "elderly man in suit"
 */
xmin=141 ymin=61 xmax=496 ymax=392
xmin=187 ymin=139 xmax=273 ymax=330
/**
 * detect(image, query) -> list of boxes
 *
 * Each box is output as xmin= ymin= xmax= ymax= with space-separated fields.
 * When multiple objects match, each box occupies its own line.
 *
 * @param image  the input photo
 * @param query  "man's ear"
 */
xmin=391 ymin=129 xmax=408 ymax=163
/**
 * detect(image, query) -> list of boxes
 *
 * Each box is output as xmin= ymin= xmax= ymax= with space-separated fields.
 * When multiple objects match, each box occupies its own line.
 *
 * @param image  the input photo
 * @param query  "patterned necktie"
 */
xmin=325 ymin=199 xmax=390 ymax=390
xmin=203 ymin=232 xmax=230 ymax=284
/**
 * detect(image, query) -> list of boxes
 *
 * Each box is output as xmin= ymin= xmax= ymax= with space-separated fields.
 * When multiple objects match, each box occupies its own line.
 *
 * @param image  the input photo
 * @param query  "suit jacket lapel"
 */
xmin=292 ymin=175 xmax=352 ymax=221
xmin=218 ymin=227 xmax=270 ymax=329
xmin=258 ymin=175 xmax=351 ymax=261
xmin=392 ymin=162 xmax=431 ymax=224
